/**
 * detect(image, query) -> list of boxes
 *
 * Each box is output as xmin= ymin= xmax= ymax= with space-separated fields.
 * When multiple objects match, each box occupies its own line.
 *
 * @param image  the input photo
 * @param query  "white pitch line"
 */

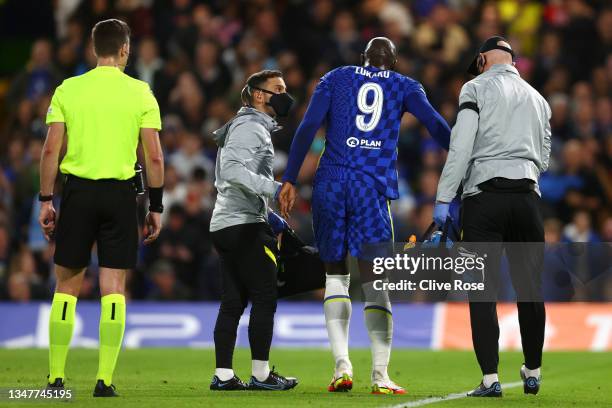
xmin=384 ymin=381 xmax=524 ymax=408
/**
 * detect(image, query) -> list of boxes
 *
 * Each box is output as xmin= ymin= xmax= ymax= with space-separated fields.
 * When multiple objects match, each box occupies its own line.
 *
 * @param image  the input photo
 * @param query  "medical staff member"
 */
xmin=209 ymin=70 xmax=297 ymax=392
xmin=434 ymin=36 xmax=551 ymax=398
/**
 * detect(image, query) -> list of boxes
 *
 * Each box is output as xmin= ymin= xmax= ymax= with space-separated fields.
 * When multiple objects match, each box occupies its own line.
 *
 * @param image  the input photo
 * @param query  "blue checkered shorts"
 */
xmin=311 ymin=175 xmax=394 ymax=262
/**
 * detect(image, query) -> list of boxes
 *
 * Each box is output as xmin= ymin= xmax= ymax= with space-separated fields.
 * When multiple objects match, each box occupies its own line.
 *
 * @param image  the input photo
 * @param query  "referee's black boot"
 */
xmin=93 ymin=379 xmax=119 ymax=397
xmin=209 ymin=375 xmax=248 ymax=391
xmin=248 ymin=367 xmax=298 ymax=391
xmin=467 ymin=381 xmax=502 ymax=397
xmin=46 ymin=375 xmax=64 ymax=390
xmin=520 ymin=365 xmax=541 ymax=395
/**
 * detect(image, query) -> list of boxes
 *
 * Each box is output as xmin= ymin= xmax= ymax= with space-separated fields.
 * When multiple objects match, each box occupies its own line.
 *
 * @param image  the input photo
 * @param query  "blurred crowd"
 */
xmin=0 ymin=0 xmax=610 ymax=302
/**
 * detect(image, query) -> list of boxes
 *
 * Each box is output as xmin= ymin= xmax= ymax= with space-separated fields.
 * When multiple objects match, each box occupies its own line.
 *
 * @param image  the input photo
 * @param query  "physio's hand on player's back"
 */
xmin=39 ymin=202 xmax=56 ymax=241
xmin=278 ymin=182 xmax=297 ymax=219
xmin=143 ymin=211 xmax=162 ymax=244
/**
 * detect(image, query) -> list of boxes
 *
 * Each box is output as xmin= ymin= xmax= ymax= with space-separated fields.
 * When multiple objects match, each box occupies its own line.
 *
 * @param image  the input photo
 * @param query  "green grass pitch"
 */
xmin=1 ymin=348 xmax=611 ymax=407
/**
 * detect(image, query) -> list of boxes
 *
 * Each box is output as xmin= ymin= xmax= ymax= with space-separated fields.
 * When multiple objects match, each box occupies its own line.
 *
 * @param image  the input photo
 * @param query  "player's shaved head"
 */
xmin=363 ymin=37 xmax=397 ymax=70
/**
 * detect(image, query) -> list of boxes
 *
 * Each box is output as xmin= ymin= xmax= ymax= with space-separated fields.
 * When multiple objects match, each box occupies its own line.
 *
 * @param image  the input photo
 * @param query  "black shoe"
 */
xmin=467 ymin=381 xmax=502 ymax=397
xmin=248 ymin=367 xmax=298 ymax=391
xmin=93 ymin=380 xmax=119 ymax=397
xmin=520 ymin=365 xmax=541 ymax=395
xmin=209 ymin=375 xmax=248 ymax=391
xmin=46 ymin=376 xmax=64 ymax=390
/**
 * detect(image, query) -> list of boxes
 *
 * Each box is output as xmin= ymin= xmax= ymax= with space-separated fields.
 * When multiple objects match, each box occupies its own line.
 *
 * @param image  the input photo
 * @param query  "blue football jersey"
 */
xmin=314 ymin=65 xmax=430 ymax=199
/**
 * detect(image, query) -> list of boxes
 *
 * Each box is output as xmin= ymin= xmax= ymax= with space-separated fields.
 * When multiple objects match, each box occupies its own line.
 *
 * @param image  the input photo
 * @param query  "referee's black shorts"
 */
xmin=54 ymin=175 xmax=138 ymax=270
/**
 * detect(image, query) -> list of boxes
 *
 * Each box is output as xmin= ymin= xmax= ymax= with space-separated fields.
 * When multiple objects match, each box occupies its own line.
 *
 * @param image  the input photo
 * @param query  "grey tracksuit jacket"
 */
xmin=210 ymin=107 xmax=282 ymax=232
xmin=437 ymin=64 xmax=552 ymax=202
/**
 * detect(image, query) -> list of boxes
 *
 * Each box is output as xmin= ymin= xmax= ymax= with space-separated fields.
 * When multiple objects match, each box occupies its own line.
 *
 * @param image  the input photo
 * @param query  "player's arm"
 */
xmin=436 ymin=83 xmax=479 ymax=203
xmin=279 ymin=79 xmax=331 ymax=217
xmin=281 ymin=83 xmax=331 ymax=185
xmin=404 ymin=83 xmax=451 ymax=150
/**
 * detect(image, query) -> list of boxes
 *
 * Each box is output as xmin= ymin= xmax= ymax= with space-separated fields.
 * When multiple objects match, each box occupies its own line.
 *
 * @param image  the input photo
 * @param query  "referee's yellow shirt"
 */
xmin=46 ymin=66 xmax=162 ymax=180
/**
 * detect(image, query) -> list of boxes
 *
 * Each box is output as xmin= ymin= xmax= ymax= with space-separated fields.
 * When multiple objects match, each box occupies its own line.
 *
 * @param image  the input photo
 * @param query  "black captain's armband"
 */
xmin=458 ymin=101 xmax=479 ymax=114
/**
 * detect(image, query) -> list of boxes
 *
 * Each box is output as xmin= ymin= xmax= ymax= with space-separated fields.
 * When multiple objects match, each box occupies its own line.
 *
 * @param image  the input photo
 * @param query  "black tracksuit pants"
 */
xmin=461 ymin=179 xmax=546 ymax=375
xmin=211 ymin=222 xmax=278 ymax=369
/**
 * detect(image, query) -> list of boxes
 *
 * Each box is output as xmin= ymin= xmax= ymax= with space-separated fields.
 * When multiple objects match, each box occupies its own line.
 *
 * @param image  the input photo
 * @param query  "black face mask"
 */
xmin=251 ymin=87 xmax=295 ymax=117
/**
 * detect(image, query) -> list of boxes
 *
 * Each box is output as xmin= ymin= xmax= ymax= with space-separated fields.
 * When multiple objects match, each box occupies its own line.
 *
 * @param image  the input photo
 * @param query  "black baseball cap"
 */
xmin=467 ymin=36 xmax=516 ymax=76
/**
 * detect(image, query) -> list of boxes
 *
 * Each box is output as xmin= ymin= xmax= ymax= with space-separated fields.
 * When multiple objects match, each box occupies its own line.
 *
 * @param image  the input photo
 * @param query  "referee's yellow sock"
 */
xmin=96 ymin=294 xmax=126 ymax=385
xmin=49 ymin=292 xmax=77 ymax=381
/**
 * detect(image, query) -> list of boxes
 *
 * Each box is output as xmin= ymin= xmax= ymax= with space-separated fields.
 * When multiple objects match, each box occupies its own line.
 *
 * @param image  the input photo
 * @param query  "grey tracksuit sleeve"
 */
xmin=436 ymin=84 xmax=479 ymax=203
xmin=540 ymin=105 xmax=552 ymax=172
xmin=221 ymin=121 xmax=281 ymax=199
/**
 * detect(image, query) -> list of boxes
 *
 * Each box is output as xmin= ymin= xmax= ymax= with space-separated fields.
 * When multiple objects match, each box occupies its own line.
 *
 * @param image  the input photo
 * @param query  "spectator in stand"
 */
xmin=413 ymin=4 xmax=470 ymax=65
xmin=563 ymin=210 xmax=600 ymax=243
xmin=532 ymin=30 xmax=564 ymax=90
xmin=193 ymin=39 xmax=232 ymax=99
xmin=7 ymin=246 xmax=46 ymax=301
xmin=540 ymin=139 xmax=604 ymax=221
xmin=323 ymin=10 xmax=363 ymax=67
xmin=168 ymin=131 xmax=214 ymax=180
xmin=126 ymin=37 xmax=163 ymax=89
xmin=145 ymin=204 xmax=201 ymax=299
xmin=148 ymin=260 xmax=190 ymax=300
xmin=161 ymin=165 xmax=187 ymax=224
xmin=168 ymin=72 xmax=206 ymax=130
xmin=7 ymin=39 xmax=62 ymax=110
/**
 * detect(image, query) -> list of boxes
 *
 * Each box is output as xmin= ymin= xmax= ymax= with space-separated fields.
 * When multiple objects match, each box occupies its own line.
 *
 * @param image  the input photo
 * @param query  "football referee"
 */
xmin=434 ymin=37 xmax=551 ymax=397
xmin=39 ymin=19 xmax=164 ymax=397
